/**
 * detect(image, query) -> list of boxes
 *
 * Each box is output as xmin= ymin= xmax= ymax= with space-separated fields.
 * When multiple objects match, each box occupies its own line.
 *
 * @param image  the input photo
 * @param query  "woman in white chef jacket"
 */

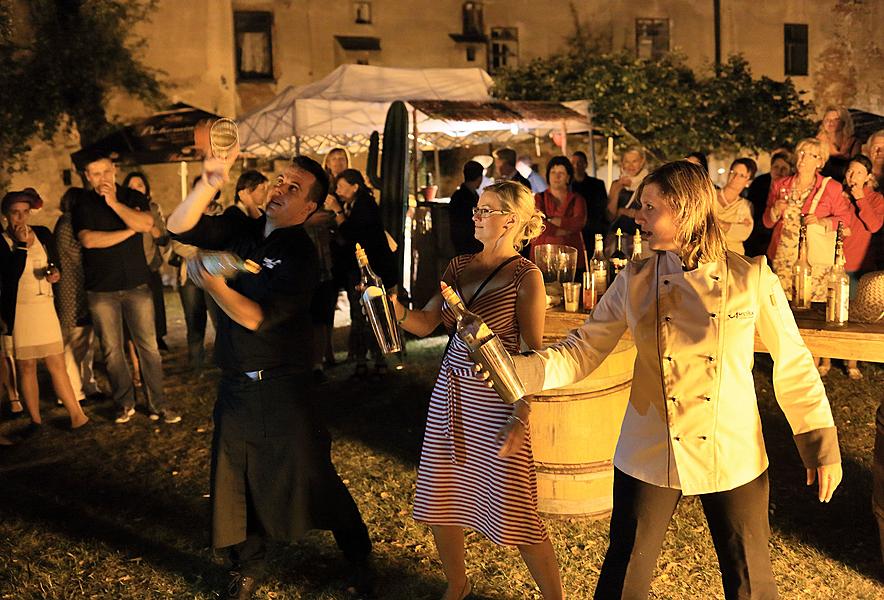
xmin=503 ymin=160 xmax=843 ymax=599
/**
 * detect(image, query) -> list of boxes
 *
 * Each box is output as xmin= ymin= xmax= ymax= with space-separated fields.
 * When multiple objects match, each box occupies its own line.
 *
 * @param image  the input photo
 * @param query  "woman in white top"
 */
xmin=715 ymin=158 xmax=755 ymax=254
xmin=495 ymin=161 xmax=842 ymax=599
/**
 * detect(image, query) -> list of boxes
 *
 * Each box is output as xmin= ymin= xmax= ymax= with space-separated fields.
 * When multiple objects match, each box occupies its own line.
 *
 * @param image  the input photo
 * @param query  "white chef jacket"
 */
xmin=514 ymin=251 xmax=840 ymax=495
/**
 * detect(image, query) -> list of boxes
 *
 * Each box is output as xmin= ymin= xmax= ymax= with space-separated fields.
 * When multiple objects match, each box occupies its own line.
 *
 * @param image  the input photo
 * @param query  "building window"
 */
xmin=635 ymin=18 xmax=669 ymax=60
xmin=355 ymin=1 xmax=372 ymax=24
xmin=234 ymin=11 xmax=274 ymax=81
xmin=466 ymin=46 xmax=476 ymax=62
xmin=784 ymin=24 xmax=808 ymax=76
xmin=489 ymin=27 xmax=518 ymax=72
xmin=462 ymin=2 xmax=483 ymax=36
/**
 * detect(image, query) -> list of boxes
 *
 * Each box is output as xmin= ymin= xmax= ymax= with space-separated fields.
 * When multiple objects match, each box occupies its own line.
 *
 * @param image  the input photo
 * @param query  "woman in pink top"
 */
xmin=530 ymin=156 xmax=587 ymax=258
xmin=840 ymin=155 xmax=884 ymax=379
xmin=763 ymin=137 xmax=852 ymax=301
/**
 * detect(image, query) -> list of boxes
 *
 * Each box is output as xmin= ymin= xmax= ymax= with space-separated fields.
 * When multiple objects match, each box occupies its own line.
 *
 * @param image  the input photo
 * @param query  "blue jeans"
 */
xmin=178 ymin=280 xmax=219 ymax=368
xmin=87 ymin=284 xmax=166 ymax=411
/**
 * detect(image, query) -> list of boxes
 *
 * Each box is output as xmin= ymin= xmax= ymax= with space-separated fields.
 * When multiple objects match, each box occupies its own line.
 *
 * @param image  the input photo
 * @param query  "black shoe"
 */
xmin=226 ymin=571 xmax=259 ymax=599
xmin=157 ymin=338 xmax=169 ymax=352
xmin=312 ymin=368 xmax=329 ymax=384
xmin=347 ymin=559 xmax=376 ymax=598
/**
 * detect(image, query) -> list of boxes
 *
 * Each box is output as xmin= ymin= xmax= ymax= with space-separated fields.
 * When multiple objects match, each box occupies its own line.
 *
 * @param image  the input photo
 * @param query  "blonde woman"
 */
xmin=496 ymin=161 xmax=842 ymax=599
xmin=391 ymin=181 xmax=563 ymax=600
xmin=818 ymin=106 xmax=861 ymax=182
xmin=763 ymin=137 xmax=852 ymax=302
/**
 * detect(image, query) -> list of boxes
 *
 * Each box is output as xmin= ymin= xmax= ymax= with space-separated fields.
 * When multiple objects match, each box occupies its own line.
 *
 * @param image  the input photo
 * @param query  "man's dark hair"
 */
xmin=235 ymin=170 xmax=268 ymax=197
xmin=80 ymin=153 xmax=114 ymax=173
xmin=493 ymin=147 xmax=517 ymax=168
xmin=572 ymin=151 xmax=588 ymax=162
xmin=291 ymin=155 xmax=329 ymax=204
xmin=686 ymin=151 xmax=709 ymax=174
xmin=545 ymin=155 xmax=574 ymax=184
xmin=463 ymin=160 xmax=484 ymax=182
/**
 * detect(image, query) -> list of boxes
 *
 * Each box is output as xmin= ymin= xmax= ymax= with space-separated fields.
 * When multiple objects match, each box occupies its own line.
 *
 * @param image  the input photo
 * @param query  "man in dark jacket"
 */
xmin=167 ymin=154 xmax=373 ymax=600
xmin=571 ymin=150 xmax=609 ymax=240
xmin=449 ymin=160 xmax=484 ymax=255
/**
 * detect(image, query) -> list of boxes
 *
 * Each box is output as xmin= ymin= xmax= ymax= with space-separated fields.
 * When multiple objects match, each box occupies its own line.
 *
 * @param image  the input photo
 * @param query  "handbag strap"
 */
xmin=806 ymin=177 xmax=831 ymax=215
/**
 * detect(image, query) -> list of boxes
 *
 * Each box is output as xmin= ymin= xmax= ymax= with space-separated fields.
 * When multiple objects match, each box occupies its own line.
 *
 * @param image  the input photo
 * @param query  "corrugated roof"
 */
xmin=409 ymin=100 xmax=582 ymax=122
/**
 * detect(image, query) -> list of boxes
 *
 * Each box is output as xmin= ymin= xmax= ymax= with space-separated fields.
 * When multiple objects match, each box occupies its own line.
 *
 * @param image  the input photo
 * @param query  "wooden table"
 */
xmin=545 ymin=305 xmax=884 ymax=364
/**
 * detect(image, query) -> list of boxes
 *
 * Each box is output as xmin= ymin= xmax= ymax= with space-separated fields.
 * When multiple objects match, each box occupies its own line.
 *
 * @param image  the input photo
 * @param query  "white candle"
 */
xmin=606 ymin=137 xmax=614 ymax=192
xmin=179 ymin=161 xmax=188 ymax=202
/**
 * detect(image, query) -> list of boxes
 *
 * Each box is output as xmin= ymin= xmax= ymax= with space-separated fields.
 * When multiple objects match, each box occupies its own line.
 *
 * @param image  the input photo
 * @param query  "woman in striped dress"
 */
xmin=390 ymin=181 xmax=564 ymax=599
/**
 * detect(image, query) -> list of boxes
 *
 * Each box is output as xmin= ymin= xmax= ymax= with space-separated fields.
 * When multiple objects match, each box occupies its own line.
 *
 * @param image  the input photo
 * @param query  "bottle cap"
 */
xmin=243 ymin=259 xmax=261 ymax=274
xmin=439 ymin=281 xmax=461 ymax=304
xmin=355 ymin=243 xmax=368 ymax=266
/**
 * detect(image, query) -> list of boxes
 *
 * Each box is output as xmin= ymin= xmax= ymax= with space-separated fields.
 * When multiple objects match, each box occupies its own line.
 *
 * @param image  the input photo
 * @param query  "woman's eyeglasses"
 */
xmin=472 ymin=207 xmax=510 ymax=218
xmin=799 ymin=150 xmax=822 ymax=161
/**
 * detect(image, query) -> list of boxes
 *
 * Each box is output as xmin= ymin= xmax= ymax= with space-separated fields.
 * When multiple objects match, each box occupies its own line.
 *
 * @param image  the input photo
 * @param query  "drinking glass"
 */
xmin=209 ymin=118 xmax=239 ymax=159
xmin=563 ymin=282 xmax=581 ymax=312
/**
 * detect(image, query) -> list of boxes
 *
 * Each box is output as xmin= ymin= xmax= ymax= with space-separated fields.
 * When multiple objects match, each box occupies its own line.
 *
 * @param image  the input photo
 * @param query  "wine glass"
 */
xmin=209 ymin=118 xmax=239 ymax=160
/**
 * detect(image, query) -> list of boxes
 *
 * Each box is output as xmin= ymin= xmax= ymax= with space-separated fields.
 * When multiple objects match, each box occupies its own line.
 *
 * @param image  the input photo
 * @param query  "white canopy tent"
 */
xmin=237 ymin=64 xmax=591 ymax=156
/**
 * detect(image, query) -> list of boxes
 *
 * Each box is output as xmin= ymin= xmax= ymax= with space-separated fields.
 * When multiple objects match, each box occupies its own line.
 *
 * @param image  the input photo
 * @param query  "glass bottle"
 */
xmin=790 ymin=214 xmax=812 ymax=310
xmin=825 ymin=222 xmax=849 ymax=326
xmin=610 ymin=228 xmax=628 ymax=277
xmin=590 ymin=233 xmax=609 ymax=301
xmin=440 ymin=282 xmax=526 ymax=404
xmin=631 ymin=230 xmax=643 ymax=261
xmin=198 ymin=251 xmax=261 ymax=279
xmin=355 ymin=243 xmax=402 ymax=354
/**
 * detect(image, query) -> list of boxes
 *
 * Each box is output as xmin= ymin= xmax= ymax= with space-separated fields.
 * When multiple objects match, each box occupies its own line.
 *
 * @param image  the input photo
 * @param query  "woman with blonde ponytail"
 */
xmin=499 ymin=161 xmax=843 ymax=599
xmin=390 ymin=180 xmax=564 ymax=599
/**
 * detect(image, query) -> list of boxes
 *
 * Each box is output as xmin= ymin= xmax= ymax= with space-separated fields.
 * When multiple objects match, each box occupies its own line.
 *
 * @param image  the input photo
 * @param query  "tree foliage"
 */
xmin=0 ymin=0 xmax=164 ymax=176
xmin=493 ymin=44 xmax=816 ymax=161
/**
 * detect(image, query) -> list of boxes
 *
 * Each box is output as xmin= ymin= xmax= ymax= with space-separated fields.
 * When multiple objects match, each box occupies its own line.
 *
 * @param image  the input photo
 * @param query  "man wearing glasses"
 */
xmin=167 ymin=155 xmax=373 ymax=599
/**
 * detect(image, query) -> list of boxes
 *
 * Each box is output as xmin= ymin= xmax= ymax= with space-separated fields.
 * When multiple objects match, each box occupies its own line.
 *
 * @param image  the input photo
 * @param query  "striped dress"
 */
xmin=413 ymin=255 xmax=548 ymax=546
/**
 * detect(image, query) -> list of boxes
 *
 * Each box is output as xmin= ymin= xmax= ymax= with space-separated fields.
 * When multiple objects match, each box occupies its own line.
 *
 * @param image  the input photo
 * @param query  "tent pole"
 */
xmin=433 ymin=148 xmax=441 ymax=188
xmin=412 ymin=108 xmax=420 ymax=198
xmin=588 ymin=112 xmax=598 ymax=178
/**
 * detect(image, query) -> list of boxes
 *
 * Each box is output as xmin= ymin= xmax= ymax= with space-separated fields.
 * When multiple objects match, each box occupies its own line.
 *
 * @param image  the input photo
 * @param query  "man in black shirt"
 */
xmin=571 ymin=150 xmax=609 ymax=239
xmin=167 ymin=154 xmax=372 ymax=599
xmin=73 ymin=157 xmax=178 ymax=424
xmin=448 ymin=160 xmax=484 ymax=255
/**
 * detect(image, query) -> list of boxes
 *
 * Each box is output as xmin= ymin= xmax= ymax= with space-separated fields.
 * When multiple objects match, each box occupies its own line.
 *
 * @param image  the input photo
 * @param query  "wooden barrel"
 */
xmin=531 ymin=310 xmax=636 ymax=519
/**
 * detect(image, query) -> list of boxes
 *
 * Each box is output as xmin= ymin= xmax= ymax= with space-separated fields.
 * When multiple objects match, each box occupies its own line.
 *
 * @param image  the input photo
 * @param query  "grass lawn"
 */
xmin=0 ymin=292 xmax=882 ymax=599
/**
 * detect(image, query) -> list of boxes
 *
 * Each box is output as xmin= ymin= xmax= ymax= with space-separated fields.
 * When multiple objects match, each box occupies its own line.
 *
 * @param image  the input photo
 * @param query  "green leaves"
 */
xmin=494 ymin=48 xmax=815 ymax=160
xmin=0 ymin=0 xmax=165 ymax=177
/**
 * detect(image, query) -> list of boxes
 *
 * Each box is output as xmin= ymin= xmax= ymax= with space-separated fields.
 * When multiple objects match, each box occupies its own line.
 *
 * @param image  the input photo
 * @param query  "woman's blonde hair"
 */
xmin=634 ymin=161 xmax=727 ymax=269
xmin=819 ymin=106 xmax=855 ymax=141
xmin=482 ymin=180 xmax=545 ymax=250
xmin=796 ymin=137 xmax=830 ymax=168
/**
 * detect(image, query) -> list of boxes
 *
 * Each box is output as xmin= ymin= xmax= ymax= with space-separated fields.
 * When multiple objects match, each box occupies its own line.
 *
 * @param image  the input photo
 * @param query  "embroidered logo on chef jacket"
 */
xmin=727 ymin=310 xmax=755 ymax=319
xmin=262 ymin=257 xmax=282 ymax=269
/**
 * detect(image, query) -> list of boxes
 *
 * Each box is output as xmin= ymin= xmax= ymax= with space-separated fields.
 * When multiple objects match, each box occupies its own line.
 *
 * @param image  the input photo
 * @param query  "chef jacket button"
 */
xmin=665 ymin=356 xmax=673 ymax=362
xmin=699 ymin=435 xmax=707 ymax=440
xmin=711 ymin=275 xmax=720 ymax=281
xmin=663 ymin=279 xmax=670 ymax=285
xmin=709 ymin=313 xmax=717 ymax=318
xmin=674 ymin=436 xmax=681 ymax=441
xmin=664 ymin=316 xmax=672 ymax=322
xmin=670 ymin=396 xmax=678 ymax=403
xmin=704 ymin=396 xmax=712 ymax=402
xmin=708 ymin=355 xmax=715 ymax=362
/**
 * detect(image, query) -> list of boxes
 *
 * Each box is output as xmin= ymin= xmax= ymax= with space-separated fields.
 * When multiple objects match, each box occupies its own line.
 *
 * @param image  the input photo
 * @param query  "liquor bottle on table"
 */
xmin=631 ymin=230 xmax=643 ymax=262
xmin=790 ymin=214 xmax=812 ymax=310
xmin=440 ymin=282 xmax=526 ymax=404
xmin=590 ymin=233 xmax=609 ymax=299
xmin=355 ymin=243 xmax=402 ymax=354
xmin=610 ymin=228 xmax=628 ymax=278
xmin=825 ymin=222 xmax=849 ymax=326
